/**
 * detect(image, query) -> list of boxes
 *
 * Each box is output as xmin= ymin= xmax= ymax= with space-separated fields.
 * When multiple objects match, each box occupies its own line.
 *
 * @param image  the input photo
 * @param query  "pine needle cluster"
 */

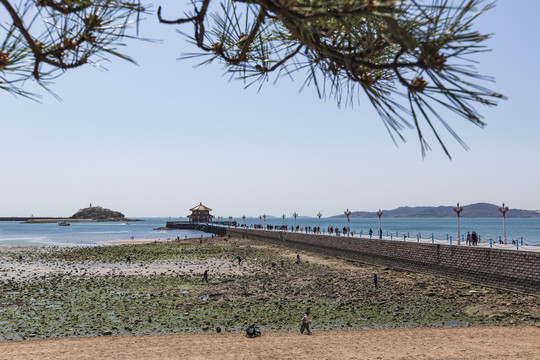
xmin=0 ymin=0 xmax=143 ymax=99
xmin=0 ymin=0 xmax=505 ymax=156
xmin=159 ymin=0 xmax=505 ymax=157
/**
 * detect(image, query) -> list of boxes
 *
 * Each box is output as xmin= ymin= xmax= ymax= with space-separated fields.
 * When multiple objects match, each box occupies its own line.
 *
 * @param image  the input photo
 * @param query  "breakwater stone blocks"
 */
xmin=227 ymin=228 xmax=540 ymax=295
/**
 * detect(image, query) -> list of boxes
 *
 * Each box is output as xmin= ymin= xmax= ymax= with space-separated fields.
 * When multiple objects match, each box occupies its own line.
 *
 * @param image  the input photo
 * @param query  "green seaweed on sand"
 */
xmin=0 ymin=238 xmax=538 ymax=340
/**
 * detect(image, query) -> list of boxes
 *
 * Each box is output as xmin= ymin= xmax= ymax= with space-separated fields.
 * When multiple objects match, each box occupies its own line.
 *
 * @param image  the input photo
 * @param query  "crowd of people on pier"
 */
xmin=466 ymin=231 xmax=479 ymax=246
xmin=228 ymin=222 xmax=529 ymax=247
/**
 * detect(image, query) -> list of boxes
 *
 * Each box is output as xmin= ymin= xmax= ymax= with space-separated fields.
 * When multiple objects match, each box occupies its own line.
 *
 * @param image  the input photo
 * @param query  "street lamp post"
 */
xmin=344 ymin=209 xmax=351 ymax=236
xmin=228 ymin=216 xmax=232 ymax=227
xmin=376 ymin=209 xmax=383 ymax=239
xmin=317 ymin=212 xmax=322 ymax=232
xmin=282 ymin=214 xmax=286 ymax=228
xmin=499 ymin=203 xmax=509 ymax=244
xmin=242 ymin=215 xmax=246 ymax=227
xmin=293 ymin=212 xmax=298 ymax=230
xmin=259 ymin=215 xmax=262 ymax=228
xmin=263 ymin=213 xmax=267 ymax=229
xmin=453 ymin=203 xmax=463 ymax=245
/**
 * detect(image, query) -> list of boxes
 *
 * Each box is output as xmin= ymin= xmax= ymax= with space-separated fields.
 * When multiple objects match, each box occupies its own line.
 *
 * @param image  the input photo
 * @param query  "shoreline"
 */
xmin=97 ymin=238 xmax=175 ymax=245
xmin=23 ymin=218 xmax=142 ymax=224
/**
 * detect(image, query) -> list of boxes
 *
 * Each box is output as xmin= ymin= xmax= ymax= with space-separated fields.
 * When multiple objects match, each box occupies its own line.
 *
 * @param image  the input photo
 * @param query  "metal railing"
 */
xmin=222 ymin=224 xmax=540 ymax=253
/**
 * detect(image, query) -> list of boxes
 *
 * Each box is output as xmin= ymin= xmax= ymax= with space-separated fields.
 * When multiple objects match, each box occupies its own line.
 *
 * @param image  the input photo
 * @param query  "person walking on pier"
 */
xmin=466 ymin=232 xmax=471 ymax=246
xmin=471 ymin=231 xmax=478 ymax=246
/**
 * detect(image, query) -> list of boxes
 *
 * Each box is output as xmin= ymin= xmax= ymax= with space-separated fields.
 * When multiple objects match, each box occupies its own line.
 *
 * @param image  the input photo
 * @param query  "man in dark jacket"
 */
xmin=300 ymin=308 xmax=312 ymax=335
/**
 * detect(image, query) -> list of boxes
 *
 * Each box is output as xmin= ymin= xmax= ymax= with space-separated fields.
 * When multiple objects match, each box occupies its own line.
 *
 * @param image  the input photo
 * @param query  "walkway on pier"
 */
xmin=219 ymin=225 xmax=540 ymax=253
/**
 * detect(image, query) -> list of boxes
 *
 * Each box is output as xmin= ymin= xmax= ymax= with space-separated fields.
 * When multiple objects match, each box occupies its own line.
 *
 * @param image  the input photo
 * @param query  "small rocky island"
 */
xmin=24 ymin=205 xmax=141 ymax=223
xmin=71 ymin=206 xmax=126 ymax=221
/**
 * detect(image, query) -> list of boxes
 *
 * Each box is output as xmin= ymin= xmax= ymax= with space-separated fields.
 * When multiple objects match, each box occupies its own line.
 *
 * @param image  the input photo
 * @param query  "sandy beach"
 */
xmin=1 ymin=326 xmax=539 ymax=360
xmin=98 ymin=239 xmax=169 ymax=245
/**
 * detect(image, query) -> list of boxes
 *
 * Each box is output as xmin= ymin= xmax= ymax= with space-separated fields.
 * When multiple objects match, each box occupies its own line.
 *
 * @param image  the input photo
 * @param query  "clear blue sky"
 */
xmin=1 ymin=1 xmax=539 ymax=218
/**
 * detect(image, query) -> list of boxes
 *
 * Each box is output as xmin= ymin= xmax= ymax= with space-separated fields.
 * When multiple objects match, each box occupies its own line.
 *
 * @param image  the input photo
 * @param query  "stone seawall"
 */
xmin=227 ymin=228 xmax=540 ymax=295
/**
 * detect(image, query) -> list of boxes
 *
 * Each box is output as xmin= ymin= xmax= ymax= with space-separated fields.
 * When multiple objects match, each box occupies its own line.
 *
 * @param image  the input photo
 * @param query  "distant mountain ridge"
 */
xmin=330 ymin=203 xmax=540 ymax=219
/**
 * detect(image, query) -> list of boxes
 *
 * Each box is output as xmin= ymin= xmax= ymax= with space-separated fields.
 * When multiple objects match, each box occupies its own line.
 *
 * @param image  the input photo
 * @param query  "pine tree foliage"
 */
xmin=0 ymin=0 xmax=504 ymax=156
xmin=0 ymin=0 xmax=143 ymax=99
xmin=159 ymin=0 xmax=505 ymax=157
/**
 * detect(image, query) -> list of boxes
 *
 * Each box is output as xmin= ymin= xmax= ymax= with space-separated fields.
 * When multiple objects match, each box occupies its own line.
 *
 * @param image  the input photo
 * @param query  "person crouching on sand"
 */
xmin=300 ymin=308 xmax=312 ymax=335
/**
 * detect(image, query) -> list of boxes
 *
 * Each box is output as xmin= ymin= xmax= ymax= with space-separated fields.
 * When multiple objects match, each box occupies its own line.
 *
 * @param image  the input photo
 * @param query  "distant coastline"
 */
xmin=0 ymin=217 xmax=141 ymax=222
xmin=22 ymin=218 xmax=142 ymax=224
xmin=330 ymin=202 xmax=540 ymax=219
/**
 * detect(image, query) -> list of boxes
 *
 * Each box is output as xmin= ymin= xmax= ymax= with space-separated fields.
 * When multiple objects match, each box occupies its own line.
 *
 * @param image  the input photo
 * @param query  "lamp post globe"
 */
xmin=344 ymin=209 xmax=352 ymax=236
xmin=453 ymin=203 xmax=464 ymax=245
xmin=498 ymin=203 xmax=509 ymax=244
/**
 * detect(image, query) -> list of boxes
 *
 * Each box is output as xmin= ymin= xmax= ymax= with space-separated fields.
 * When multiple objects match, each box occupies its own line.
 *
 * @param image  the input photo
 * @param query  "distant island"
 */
xmin=330 ymin=203 xmax=540 ymax=219
xmin=71 ymin=206 xmax=125 ymax=220
xmin=23 ymin=205 xmax=141 ymax=223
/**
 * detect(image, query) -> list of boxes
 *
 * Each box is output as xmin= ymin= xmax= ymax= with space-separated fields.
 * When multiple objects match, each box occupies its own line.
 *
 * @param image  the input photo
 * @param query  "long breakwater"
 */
xmin=225 ymin=227 xmax=540 ymax=295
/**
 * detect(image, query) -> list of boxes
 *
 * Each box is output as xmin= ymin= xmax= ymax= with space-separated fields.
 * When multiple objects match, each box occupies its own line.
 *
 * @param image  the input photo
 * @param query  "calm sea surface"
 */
xmin=0 ymin=217 xmax=539 ymax=247
xmin=0 ymin=218 xmax=209 ymax=247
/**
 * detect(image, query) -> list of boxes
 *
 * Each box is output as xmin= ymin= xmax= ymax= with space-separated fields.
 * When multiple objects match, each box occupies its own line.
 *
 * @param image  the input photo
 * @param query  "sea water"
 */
xmin=0 ymin=218 xmax=210 ymax=247
xmin=0 ymin=217 xmax=538 ymax=247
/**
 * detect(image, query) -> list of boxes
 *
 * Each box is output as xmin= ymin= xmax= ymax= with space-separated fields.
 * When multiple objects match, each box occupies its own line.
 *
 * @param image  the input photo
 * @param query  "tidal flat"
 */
xmin=0 ymin=237 xmax=538 ymax=340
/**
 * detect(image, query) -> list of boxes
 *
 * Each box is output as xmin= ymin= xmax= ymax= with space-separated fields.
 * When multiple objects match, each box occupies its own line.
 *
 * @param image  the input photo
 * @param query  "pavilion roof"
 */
xmin=189 ymin=202 xmax=212 ymax=211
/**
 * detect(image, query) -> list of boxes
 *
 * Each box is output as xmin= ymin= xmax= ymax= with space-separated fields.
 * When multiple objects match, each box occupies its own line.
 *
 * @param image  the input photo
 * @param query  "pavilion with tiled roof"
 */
xmin=187 ymin=203 xmax=214 ymax=223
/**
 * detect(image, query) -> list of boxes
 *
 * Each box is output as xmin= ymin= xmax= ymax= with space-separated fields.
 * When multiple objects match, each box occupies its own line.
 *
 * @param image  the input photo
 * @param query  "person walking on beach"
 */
xmin=466 ymin=232 xmax=471 ymax=246
xmin=300 ymin=308 xmax=312 ymax=335
xmin=373 ymin=274 xmax=378 ymax=289
xmin=202 ymin=269 xmax=209 ymax=283
xmin=126 ymin=255 xmax=131 ymax=265
xmin=235 ymin=255 xmax=243 ymax=265
xmin=369 ymin=228 xmax=373 ymax=238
